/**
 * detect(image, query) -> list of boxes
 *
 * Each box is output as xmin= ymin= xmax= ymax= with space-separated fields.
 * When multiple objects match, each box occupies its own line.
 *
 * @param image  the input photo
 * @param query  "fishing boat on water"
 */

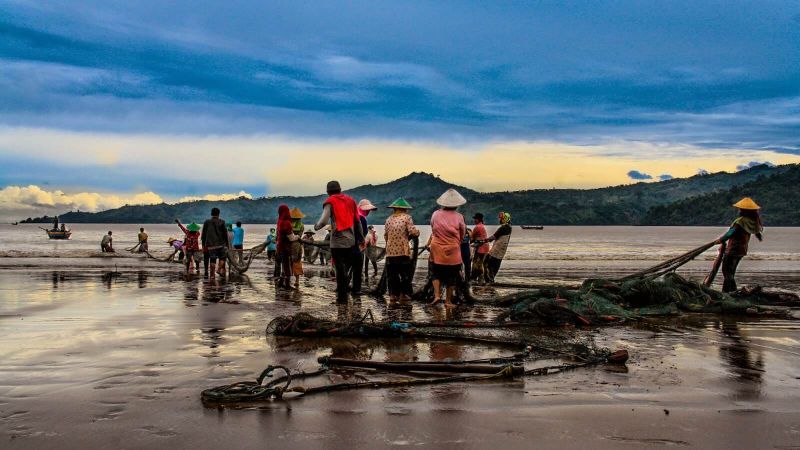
xmin=520 ymin=225 xmax=544 ymax=230
xmin=40 ymin=227 xmax=72 ymax=240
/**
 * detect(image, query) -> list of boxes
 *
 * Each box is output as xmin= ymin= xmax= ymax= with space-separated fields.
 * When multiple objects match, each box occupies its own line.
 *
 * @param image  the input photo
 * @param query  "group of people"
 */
xmin=268 ymin=181 xmax=514 ymax=306
xmin=94 ymin=182 xmax=763 ymax=304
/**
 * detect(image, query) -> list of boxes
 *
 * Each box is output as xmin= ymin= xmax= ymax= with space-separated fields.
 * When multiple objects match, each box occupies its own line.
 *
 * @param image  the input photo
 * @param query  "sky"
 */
xmin=1 ymin=0 xmax=799 ymax=220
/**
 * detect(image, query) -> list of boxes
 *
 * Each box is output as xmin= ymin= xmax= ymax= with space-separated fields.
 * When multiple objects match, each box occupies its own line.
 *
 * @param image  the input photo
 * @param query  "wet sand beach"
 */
xmin=1 ymin=225 xmax=799 ymax=448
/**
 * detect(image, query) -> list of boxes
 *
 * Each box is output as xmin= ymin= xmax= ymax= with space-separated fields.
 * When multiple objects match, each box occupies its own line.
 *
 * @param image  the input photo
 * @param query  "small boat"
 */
xmin=520 ymin=225 xmax=544 ymax=230
xmin=40 ymin=227 xmax=72 ymax=240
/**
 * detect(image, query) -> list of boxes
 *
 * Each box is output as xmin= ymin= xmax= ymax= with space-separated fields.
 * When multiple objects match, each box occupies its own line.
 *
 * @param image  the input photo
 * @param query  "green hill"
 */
xmin=641 ymin=164 xmax=800 ymax=226
xmin=20 ymin=164 xmax=800 ymax=225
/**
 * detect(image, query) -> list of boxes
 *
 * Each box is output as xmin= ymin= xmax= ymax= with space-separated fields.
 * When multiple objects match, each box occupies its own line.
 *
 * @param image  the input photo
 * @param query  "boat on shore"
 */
xmin=520 ymin=225 xmax=544 ymax=230
xmin=40 ymin=227 xmax=72 ymax=240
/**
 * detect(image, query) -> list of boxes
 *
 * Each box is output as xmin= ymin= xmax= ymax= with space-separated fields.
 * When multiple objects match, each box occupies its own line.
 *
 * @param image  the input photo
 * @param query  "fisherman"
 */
xmin=265 ymin=228 xmax=277 ymax=262
xmin=364 ymin=225 xmax=379 ymax=277
xmin=716 ymin=197 xmax=764 ymax=293
xmin=461 ymin=227 xmax=473 ymax=282
xmin=59 ymin=223 xmax=67 ymax=232
xmin=289 ymin=207 xmax=306 ymax=287
xmin=275 ymin=204 xmax=298 ymax=288
xmin=314 ymin=180 xmax=364 ymax=302
xmin=137 ymin=227 xmax=149 ymax=253
xmin=384 ymin=198 xmax=420 ymax=301
xmin=483 ymin=212 xmax=513 ymax=284
xmin=176 ymin=219 xmax=201 ymax=274
xmin=301 ymin=231 xmax=318 ymax=264
xmin=201 ymin=207 xmax=229 ymax=280
xmin=52 ymin=216 xmax=59 ymax=231
xmin=428 ymin=188 xmax=467 ymax=307
xmin=100 ymin=231 xmax=114 ymax=252
xmin=232 ymin=221 xmax=245 ymax=265
xmin=320 ymin=227 xmax=331 ymax=266
xmin=470 ymin=213 xmax=490 ymax=283
xmin=357 ymin=199 xmax=377 ymax=278
xmin=167 ymin=237 xmax=185 ymax=262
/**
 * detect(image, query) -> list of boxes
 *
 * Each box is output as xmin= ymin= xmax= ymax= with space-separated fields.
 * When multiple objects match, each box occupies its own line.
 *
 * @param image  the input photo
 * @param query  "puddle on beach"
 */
xmin=0 ymin=262 xmax=798 ymax=449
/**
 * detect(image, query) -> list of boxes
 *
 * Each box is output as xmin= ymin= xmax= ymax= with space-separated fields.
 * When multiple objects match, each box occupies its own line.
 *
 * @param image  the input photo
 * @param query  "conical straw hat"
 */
xmin=289 ymin=207 xmax=305 ymax=219
xmin=732 ymin=197 xmax=760 ymax=210
xmin=436 ymin=188 xmax=467 ymax=208
xmin=358 ymin=199 xmax=377 ymax=211
xmin=186 ymin=222 xmax=201 ymax=232
xmin=388 ymin=198 xmax=413 ymax=209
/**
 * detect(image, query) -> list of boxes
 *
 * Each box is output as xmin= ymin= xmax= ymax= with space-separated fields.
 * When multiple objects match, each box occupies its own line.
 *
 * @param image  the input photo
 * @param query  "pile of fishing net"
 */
xmin=265 ymin=310 xmax=612 ymax=357
xmin=497 ymin=272 xmax=800 ymax=325
xmin=202 ymin=312 xmax=627 ymax=406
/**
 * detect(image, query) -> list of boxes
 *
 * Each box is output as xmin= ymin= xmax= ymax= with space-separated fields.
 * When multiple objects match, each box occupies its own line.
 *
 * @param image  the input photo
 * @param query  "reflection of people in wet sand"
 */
xmin=100 ymin=231 xmax=114 ymax=252
xmin=718 ymin=320 xmax=764 ymax=400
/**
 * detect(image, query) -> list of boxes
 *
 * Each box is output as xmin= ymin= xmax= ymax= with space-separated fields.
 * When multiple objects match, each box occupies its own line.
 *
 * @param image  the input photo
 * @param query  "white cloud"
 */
xmin=0 ymin=185 xmax=163 ymax=219
xmin=177 ymin=191 xmax=253 ymax=202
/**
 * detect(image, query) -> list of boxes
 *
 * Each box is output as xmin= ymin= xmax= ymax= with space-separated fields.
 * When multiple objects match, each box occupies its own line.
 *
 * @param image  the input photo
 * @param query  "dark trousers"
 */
xmin=203 ymin=252 xmax=210 ymax=274
xmin=484 ymin=255 xmax=503 ymax=283
xmin=331 ymin=247 xmax=359 ymax=301
xmin=721 ymin=254 xmax=743 ymax=293
xmin=275 ymin=251 xmax=292 ymax=287
xmin=364 ymin=249 xmax=378 ymax=276
xmin=386 ymin=256 xmax=413 ymax=296
xmin=461 ymin=244 xmax=472 ymax=281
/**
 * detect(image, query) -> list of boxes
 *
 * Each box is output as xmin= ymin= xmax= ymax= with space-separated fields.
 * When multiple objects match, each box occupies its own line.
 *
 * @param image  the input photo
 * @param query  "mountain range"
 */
xmin=21 ymin=163 xmax=800 ymax=226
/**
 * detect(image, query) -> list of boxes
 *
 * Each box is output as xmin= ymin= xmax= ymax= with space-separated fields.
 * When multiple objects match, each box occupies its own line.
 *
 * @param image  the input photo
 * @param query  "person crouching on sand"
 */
xmin=201 ymin=207 xmax=229 ymax=280
xmin=176 ymin=219 xmax=202 ymax=274
xmin=101 ymin=231 xmax=114 ymax=253
xmin=167 ymin=237 xmax=185 ymax=262
xmin=716 ymin=197 xmax=764 ymax=293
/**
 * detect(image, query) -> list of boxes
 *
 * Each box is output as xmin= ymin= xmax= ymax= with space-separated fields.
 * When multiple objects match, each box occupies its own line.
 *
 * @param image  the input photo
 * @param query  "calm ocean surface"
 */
xmin=2 ymin=223 xmax=799 ymax=291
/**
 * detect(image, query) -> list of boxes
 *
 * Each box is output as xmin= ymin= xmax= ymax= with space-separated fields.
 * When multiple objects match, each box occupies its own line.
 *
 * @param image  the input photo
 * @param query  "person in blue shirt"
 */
xmin=232 ymin=221 xmax=245 ymax=264
xmin=265 ymin=228 xmax=277 ymax=262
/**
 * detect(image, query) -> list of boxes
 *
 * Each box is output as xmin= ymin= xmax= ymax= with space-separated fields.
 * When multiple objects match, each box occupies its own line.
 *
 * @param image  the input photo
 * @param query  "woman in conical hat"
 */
xmin=429 ymin=189 xmax=467 ymax=307
xmin=384 ymin=198 xmax=420 ymax=301
xmin=716 ymin=197 xmax=764 ymax=292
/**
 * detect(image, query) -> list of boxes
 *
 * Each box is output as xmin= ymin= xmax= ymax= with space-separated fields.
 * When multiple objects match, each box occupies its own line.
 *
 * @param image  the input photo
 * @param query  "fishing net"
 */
xmin=204 ymin=311 xmax=623 ymax=406
xmin=499 ymin=272 xmax=800 ymax=325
